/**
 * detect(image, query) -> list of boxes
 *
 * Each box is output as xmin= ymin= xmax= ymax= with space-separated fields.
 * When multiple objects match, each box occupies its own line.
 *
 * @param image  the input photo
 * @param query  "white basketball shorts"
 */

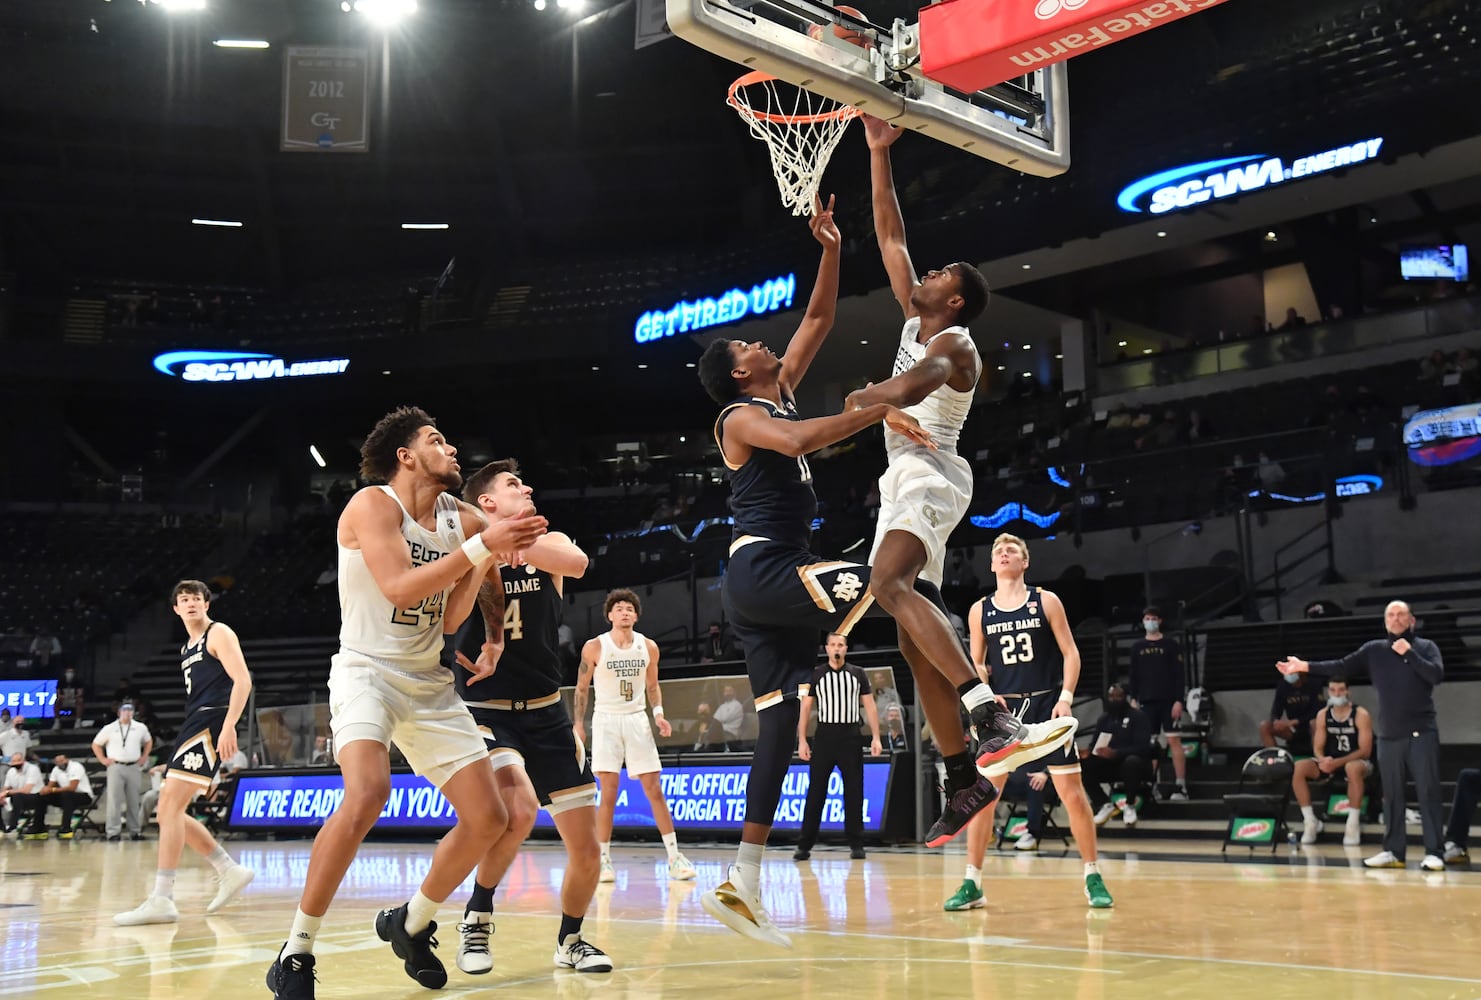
xmin=868 ymin=447 xmax=973 ymax=588
xmin=590 ymin=710 xmax=663 ymax=776
xmin=328 ymin=650 xmax=489 ymax=789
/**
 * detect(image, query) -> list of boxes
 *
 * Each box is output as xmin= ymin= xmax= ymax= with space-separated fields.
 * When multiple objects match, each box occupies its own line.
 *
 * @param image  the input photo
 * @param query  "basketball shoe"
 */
xmin=700 ymin=865 xmax=791 ymax=948
xmin=1084 ymin=873 xmax=1113 ymax=909
xmin=374 ymin=903 xmax=448 ymax=989
xmin=967 ymin=705 xmax=1026 ymax=768
xmin=554 ymin=933 xmax=613 ymax=973
xmin=598 ymin=857 xmax=615 ymax=883
xmin=979 ymin=717 xmax=1079 ymax=778
xmin=457 ymin=914 xmax=493 ymax=975
xmin=206 ymin=864 xmax=255 ymax=914
xmin=1444 ymin=841 xmax=1469 ymax=864
xmin=668 ymin=853 xmax=697 ymax=880
xmin=114 ymin=895 xmax=179 ymax=926
xmin=265 ymin=947 xmax=316 ymax=1000
xmin=925 ymin=774 xmax=999 ymax=848
xmin=942 ymin=879 xmax=984 ymax=911
xmin=1363 ymin=851 xmax=1405 ymax=868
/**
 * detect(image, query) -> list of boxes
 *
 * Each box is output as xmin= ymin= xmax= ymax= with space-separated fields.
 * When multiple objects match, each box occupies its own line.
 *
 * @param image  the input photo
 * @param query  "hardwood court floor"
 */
xmin=3 ymin=837 xmax=1479 ymax=999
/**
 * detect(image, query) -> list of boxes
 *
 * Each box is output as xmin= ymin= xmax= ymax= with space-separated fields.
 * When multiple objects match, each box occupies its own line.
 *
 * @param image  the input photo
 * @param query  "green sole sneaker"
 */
xmin=1085 ymin=873 xmax=1113 ymax=909
xmin=943 ymin=880 xmax=985 ymax=911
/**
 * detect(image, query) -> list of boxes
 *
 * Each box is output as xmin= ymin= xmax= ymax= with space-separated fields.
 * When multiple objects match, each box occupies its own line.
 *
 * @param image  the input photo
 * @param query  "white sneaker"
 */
xmin=598 ymin=857 xmax=615 ymax=884
xmin=1420 ymin=854 xmax=1445 ymax=872
xmin=668 ymin=853 xmax=697 ymax=881
xmin=1443 ymin=841 xmax=1469 ymax=863
xmin=1405 ymin=808 xmax=1422 ymax=825
xmin=980 ymin=717 xmax=1079 ymax=777
xmin=1363 ymin=850 xmax=1404 ymax=868
xmin=1092 ymin=803 xmax=1118 ymax=826
xmin=1343 ymin=815 xmax=1362 ymax=847
xmin=1014 ymin=833 xmax=1039 ymax=852
xmin=1121 ymin=804 xmax=1138 ymax=827
xmin=700 ymin=866 xmax=791 ymax=948
xmin=1169 ymin=787 xmax=1189 ymax=802
xmin=205 ymin=865 xmax=255 ymax=914
xmin=114 ymin=895 xmax=179 ymax=926
xmin=457 ymin=915 xmax=493 ymax=974
xmin=1301 ymin=819 xmax=1324 ymax=845
xmin=553 ymin=933 xmax=613 ymax=973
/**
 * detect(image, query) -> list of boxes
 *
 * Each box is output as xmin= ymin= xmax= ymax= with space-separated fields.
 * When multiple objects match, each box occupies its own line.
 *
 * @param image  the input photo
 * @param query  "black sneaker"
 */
xmin=792 ymin=848 xmax=810 ymax=861
xmin=265 ymin=947 xmax=316 ymax=999
xmin=849 ymin=847 xmax=866 ymax=860
xmin=925 ymin=774 xmax=1000 ymax=848
xmin=375 ymin=904 xmax=448 ymax=989
xmin=969 ymin=705 xmax=1026 ymax=768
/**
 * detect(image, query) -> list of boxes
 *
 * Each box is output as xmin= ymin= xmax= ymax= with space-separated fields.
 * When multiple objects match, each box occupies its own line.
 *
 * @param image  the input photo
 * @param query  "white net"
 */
xmin=728 ymin=74 xmax=860 ymax=217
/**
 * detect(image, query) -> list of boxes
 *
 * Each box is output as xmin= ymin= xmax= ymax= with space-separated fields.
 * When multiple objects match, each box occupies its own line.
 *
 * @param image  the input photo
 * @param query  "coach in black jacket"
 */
xmin=1278 ymin=600 xmax=1444 ymax=869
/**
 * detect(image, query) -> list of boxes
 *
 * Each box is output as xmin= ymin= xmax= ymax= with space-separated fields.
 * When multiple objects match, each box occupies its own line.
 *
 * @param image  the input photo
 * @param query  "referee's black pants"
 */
xmin=798 ymin=722 xmax=864 ymax=851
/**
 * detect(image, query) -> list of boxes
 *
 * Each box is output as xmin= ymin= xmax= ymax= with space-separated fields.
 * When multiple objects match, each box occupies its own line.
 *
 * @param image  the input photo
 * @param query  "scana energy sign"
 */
xmin=153 ymin=350 xmax=351 ymax=383
xmin=1117 ymin=138 xmax=1384 ymax=215
xmin=634 ymin=273 xmax=796 ymax=344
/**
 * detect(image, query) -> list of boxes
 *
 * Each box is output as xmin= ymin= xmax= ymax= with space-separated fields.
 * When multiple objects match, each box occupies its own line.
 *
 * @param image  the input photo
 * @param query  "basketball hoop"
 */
xmin=728 ymin=70 xmax=860 ymax=217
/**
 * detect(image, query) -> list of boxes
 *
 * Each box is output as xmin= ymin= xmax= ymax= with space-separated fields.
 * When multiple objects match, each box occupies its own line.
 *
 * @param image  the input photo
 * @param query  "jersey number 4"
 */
xmin=504 ymin=599 xmax=524 ymax=642
xmin=998 ymin=633 xmax=1034 ymax=665
xmin=620 ymin=679 xmax=635 ymax=702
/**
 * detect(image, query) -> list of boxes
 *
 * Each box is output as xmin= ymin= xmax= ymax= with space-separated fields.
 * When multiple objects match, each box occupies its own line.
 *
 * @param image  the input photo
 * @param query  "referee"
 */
xmin=794 ymin=633 xmax=882 ymax=861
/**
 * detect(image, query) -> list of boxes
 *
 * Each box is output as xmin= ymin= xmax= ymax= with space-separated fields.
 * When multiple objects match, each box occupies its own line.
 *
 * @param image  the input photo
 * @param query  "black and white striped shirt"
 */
xmin=807 ymin=662 xmax=868 ymax=724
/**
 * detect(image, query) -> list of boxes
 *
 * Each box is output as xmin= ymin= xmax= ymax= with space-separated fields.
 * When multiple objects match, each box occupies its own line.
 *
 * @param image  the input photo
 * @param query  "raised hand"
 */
xmin=1276 ymin=656 xmax=1308 ymax=675
xmin=882 ymin=406 xmax=936 ymax=450
xmin=861 ymin=114 xmax=904 ymax=150
xmin=481 ymin=513 xmax=548 ymax=565
xmin=809 ymin=193 xmax=840 ymax=250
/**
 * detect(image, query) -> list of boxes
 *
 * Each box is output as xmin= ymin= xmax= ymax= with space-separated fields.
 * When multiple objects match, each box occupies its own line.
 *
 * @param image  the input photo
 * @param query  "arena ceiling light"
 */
xmin=192 ymin=218 xmax=243 ymax=227
xmin=213 ymin=39 xmax=270 ymax=49
xmin=401 ymin=222 xmax=449 ymax=230
xmin=309 ymin=445 xmax=327 ymax=468
xmin=351 ymin=0 xmax=417 ymax=24
xmin=148 ymin=0 xmax=207 ymax=10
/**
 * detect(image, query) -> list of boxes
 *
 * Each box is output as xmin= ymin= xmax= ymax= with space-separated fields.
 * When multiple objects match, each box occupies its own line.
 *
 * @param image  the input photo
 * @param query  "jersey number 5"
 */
xmin=504 ymin=598 xmax=524 ymax=642
xmin=998 ymin=633 xmax=1034 ymax=665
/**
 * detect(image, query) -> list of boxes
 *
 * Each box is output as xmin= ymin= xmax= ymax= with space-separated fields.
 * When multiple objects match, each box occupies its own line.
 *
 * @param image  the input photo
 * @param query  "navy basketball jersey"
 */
xmin=180 ymin=622 xmax=235 ymax=715
xmin=714 ymin=395 xmax=817 ymax=547
xmin=1323 ymin=707 xmax=1360 ymax=757
xmin=980 ymin=587 xmax=1062 ymax=694
xmin=455 ymin=564 xmax=565 ymax=701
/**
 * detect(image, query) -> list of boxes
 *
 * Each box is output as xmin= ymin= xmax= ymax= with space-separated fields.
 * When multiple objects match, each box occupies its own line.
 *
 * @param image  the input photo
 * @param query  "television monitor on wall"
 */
xmin=1400 ymin=245 xmax=1469 ymax=281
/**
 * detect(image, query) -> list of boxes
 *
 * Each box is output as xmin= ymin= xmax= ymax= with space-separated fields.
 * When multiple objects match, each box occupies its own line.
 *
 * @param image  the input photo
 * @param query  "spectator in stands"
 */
xmin=1002 ymin=765 xmax=1051 ymax=851
xmin=883 ymin=705 xmax=909 ymax=752
xmin=1291 ymin=676 xmax=1372 ymax=845
xmin=0 ymin=713 xmax=30 ymax=761
xmin=92 ymin=702 xmax=153 ymax=841
xmin=713 ymin=685 xmax=746 ymax=746
xmin=1420 ymin=349 xmax=1450 ymax=381
xmin=691 ymin=702 xmax=730 ymax=752
xmin=1184 ymin=409 xmax=1214 ymax=444
xmin=1454 ymin=347 xmax=1478 ymax=376
xmin=112 ymin=676 xmax=142 ymax=707
xmin=700 ymin=622 xmax=738 ymax=662
xmin=1278 ymin=600 xmax=1445 ymax=870
xmin=0 ymin=751 xmax=42 ymax=836
xmin=1259 ymin=670 xmax=1321 ymax=758
xmin=1082 ymin=684 xmax=1154 ymax=827
xmin=1256 ymin=452 xmax=1286 ymax=489
xmin=310 ymin=736 xmax=334 ymax=766
xmin=28 ymin=627 xmax=62 ymax=671
xmin=1305 ymin=599 xmax=1348 ymax=618
xmin=1442 ymin=769 xmax=1481 ymax=864
xmin=54 ymin=666 xmax=88 ymax=731
xmin=1278 ymin=306 xmax=1308 ymax=331
xmin=27 ymin=752 xmax=93 ymax=839
xmin=1128 ymin=606 xmax=1189 ymax=801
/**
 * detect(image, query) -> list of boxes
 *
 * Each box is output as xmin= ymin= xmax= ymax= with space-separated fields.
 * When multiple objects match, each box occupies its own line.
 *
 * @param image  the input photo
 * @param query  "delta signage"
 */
xmin=0 ymin=680 xmax=56 ymax=719
xmin=152 ymin=350 xmax=351 ymax=383
xmin=634 ymin=273 xmax=796 ymax=345
xmin=230 ymin=761 xmax=892 ymax=833
xmin=1117 ymin=137 xmax=1385 ymax=215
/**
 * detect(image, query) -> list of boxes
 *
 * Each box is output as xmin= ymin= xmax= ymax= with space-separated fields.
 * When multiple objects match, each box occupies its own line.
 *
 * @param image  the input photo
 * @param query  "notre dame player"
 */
xmin=445 ymin=459 xmax=612 ymax=976
xmin=1292 ymin=675 xmax=1373 ymax=846
xmin=944 ymin=533 xmax=1113 ymax=912
xmin=115 ymin=579 xmax=256 ymax=925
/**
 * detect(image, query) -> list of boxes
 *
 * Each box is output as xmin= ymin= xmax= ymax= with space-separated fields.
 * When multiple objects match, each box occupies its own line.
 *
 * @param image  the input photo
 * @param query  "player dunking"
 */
xmin=575 ymin=588 xmax=697 ymax=884
xmin=945 ymin=533 xmax=1113 ymax=912
xmin=693 ymin=197 xmax=1024 ymax=947
xmin=447 ymin=460 xmax=613 ymax=976
xmin=845 ymin=116 xmax=1077 ymax=848
xmin=266 ymin=407 xmax=547 ymax=1000
xmin=114 ymin=580 xmax=256 ymax=926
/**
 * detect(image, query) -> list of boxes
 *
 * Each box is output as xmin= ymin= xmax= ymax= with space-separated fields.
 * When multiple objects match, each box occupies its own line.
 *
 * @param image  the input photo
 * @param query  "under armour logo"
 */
xmin=1034 ymin=0 xmax=1087 ymax=19
xmin=180 ymin=751 xmax=205 ymax=772
xmin=832 ymin=572 xmax=863 ymax=603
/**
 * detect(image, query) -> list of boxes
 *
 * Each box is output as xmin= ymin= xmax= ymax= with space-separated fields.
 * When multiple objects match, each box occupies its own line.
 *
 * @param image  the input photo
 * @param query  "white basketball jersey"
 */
xmin=338 ymin=486 xmax=466 ymax=670
xmin=593 ymin=630 xmax=650 ymax=715
xmin=886 ymin=316 xmax=978 ymax=459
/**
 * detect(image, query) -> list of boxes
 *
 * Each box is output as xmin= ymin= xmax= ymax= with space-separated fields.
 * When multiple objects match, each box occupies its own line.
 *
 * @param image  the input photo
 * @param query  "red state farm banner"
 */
xmin=919 ymin=0 xmax=1235 ymax=94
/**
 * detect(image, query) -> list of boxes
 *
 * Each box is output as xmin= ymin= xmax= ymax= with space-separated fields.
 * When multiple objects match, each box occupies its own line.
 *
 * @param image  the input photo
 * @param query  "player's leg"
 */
xmin=637 ymin=769 xmax=694 ymax=878
xmin=1051 ymin=768 xmax=1112 ymax=907
xmin=1166 ymin=732 xmax=1188 ymax=796
xmin=1444 ymin=767 xmax=1480 ymax=862
xmin=459 ymin=759 xmax=538 ymax=976
xmin=1293 ymin=758 xmax=1324 ymax=843
xmin=945 ymin=808 xmax=993 ymax=911
xmin=591 ymin=711 xmax=623 ymax=881
xmin=596 ymin=771 xmax=620 ymax=880
xmin=551 ymin=803 xmax=611 ymax=971
xmin=1342 ymin=760 xmax=1367 ymax=846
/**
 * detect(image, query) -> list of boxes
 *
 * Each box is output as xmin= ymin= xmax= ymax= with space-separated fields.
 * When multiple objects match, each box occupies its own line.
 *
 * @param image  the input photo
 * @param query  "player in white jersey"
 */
xmin=267 ymin=406 xmax=548 ymax=1000
xmin=575 ymin=589 xmax=696 ymax=884
xmin=845 ymin=115 xmax=1076 ymax=848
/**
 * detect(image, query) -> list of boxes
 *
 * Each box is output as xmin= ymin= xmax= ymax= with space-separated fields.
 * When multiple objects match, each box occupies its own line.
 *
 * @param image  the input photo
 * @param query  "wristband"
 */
xmin=980 ymin=683 xmax=995 ymax=700
xmin=1058 ymin=689 xmax=1074 ymax=704
xmin=652 ymin=706 xmax=664 ymax=719
xmin=461 ymin=534 xmax=492 ymax=566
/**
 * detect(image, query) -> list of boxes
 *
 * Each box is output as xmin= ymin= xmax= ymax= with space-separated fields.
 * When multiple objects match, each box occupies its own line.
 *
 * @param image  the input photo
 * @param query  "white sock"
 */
xmin=285 ymin=909 xmax=322 ymax=956
xmin=662 ymin=832 xmax=679 ymax=861
xmin=404 ymin=890 xmax=439 ymax=936
xmin=1301 ymin=805 xmax=1317 ymax=824
xmin=205 ymin=845 xmax=235 ymax=875
xmin=153 ymin=869 xmax=177 ymax=900
xmin=1084 ymin=862 xmax=1100 ymax=877
xmin=600 ymin=841 xmax=611 ymax=861
xmin=1346 ymin=810 xmax=1361 ymax=826
xmin=965 ymin=864 xmax=981 ymax=887
xmin=734 ymin=841 xmax=764 ymax=892
xmin=959 ymin=684 xmax=994 ymax=711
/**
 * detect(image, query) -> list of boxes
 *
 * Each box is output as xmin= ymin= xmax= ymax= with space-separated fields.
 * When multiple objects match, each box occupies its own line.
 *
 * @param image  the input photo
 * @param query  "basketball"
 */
xmin=806 ymin=5 xmax=873 ymax=48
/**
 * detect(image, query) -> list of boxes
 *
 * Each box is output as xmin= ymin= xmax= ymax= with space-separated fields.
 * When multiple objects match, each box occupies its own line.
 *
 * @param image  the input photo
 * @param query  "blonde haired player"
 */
xmin=576 ymin=588 xmax=697 ymax=883
xmin=944 ymin=533 xmax=1113 ymax=912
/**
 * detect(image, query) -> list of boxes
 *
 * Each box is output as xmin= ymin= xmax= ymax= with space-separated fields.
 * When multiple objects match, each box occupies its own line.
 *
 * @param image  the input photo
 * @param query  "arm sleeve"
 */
xmin=1406 ymin=639 xmax=1444 ymax=685
xmin=1307 ymin=643 xmax=1373 ymax=680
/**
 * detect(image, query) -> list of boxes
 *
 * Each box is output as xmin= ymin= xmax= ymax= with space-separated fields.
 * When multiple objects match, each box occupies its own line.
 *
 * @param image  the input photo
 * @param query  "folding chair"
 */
xmin=193 ymin=774 xmax=238 ymax=836
xmin=996 ymin=772 xmax=1070 ymax=851
xmin=1221 ymin=748 xmax=1293 ymax=853
xmin=74 ymin=768 xmax=107 ymax=839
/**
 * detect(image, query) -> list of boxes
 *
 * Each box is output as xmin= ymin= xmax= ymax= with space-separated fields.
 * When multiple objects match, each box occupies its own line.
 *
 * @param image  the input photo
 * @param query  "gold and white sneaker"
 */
xmin=700 ymin=866 xmax=791 ymax=948
xmin=980 ymin=717 xmax=1079 ymax=777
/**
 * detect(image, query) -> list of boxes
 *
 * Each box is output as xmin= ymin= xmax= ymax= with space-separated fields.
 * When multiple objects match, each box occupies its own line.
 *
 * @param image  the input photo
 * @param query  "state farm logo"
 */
xmin=1034 ymin=0 xmax=1088 ymax=19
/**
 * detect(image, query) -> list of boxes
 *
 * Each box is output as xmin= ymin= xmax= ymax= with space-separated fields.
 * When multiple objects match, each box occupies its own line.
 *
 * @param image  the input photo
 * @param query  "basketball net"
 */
xmin=728 ymin=71 xmax=860 ymax=217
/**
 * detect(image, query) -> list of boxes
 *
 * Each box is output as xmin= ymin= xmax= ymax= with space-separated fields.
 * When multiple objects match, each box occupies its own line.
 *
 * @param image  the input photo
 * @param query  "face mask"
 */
xmin=1143 ymin=619 xmax=1159 ymax=633
xmin=1283 ymin=673 xmax=1300 ymax=685
xmin=1107 ymin=699 xmax=1127 ymax=713
xmin=1327 ymin=695 xmax=1349 ymax=707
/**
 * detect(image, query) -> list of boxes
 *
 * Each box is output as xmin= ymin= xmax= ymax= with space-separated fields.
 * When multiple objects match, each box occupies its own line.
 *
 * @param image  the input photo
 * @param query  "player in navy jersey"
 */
xmin=1292 ymin=676 xmax=1372 ymax=845
xmin=692 ymin=198 xmax=1028 ymax=947
xmin=444 ymin=459 xmax=612 ymax=976
xmin=115 ymin=580 xmax=256 ymax=926
xmin=944 ymin=534 xmax=1114 ymax=912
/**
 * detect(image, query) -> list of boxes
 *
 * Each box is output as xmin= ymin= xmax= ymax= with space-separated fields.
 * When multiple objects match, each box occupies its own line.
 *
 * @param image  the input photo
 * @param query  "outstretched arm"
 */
xmin=863 ymin=115 xmax=917 ymax=319
xmin=780 ymin=195 xmax=842 ymax=397
xmin=845 ymin=332 xmax=978 ymax=410
xmin=723 ymin=397 xmax=935 ymax=461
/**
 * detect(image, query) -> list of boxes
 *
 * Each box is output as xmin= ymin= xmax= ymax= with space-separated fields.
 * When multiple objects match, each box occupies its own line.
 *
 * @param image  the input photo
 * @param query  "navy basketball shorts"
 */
xmin=166 ymin=706 xmax=231 ymax=789
xmin=468 ymin=702 xmax=597 ymax=814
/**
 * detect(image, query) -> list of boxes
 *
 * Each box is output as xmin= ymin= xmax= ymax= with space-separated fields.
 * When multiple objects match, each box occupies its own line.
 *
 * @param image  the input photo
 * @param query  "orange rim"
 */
xmin=727 ymin=70 xmax=861 ymax=124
